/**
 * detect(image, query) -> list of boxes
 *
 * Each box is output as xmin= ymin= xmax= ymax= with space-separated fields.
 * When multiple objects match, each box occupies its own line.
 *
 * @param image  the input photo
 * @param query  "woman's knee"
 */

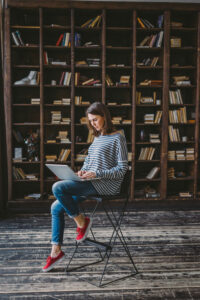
xmin=51 ymin=200 xmax=64 ymax=215
xmin=52 ymin=181 xmax=65 ymax=195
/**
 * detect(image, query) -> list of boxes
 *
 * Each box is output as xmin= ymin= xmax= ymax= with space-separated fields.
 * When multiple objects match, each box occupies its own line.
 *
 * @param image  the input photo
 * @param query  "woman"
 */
xmin=42 ymin=102 xmax=128 ymax=272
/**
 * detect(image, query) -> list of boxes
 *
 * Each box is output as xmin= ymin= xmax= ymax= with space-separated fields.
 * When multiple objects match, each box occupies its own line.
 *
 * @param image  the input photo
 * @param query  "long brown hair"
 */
xmin=86 ymin=102 xmax=115 ymax=136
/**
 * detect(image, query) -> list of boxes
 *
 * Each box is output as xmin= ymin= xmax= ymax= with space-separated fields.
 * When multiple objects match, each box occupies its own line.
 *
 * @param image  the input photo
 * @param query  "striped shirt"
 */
xmin=81 ymin=131 xmax=128 ymax=195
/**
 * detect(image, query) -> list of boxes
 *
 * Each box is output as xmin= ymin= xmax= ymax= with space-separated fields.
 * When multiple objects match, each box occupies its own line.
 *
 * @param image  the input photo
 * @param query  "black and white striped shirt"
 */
xmin=81 ymin=132 xmax=128 ymax=195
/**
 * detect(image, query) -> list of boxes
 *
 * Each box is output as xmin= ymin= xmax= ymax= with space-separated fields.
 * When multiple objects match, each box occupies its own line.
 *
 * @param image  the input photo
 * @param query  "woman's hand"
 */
xmin=81 ymin=171 xmax=96 ymax=179
xmin=77 ymin=170 xmax=86 ymax=177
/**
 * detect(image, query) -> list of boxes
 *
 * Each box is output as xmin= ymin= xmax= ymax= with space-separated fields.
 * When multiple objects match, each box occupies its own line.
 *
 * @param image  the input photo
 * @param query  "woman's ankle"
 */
xmin=51 ymin=245 xmax=61 ymax=257
xmin=74 ymin=214 xmax=86 ymax=228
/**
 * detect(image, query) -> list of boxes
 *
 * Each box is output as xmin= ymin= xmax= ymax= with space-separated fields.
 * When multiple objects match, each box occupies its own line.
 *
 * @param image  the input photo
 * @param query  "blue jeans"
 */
xmin=51 ymin=179 xmax=97 ymax=245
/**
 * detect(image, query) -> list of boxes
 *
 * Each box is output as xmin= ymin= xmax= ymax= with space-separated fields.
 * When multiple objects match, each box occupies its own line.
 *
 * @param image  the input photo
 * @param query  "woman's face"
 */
xmin=88 ymin=113 xmax=105 ymax=132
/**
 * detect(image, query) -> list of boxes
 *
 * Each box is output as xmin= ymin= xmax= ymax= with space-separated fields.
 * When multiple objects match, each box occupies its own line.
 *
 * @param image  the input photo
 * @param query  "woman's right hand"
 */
xmin=77 ymin=170 xmax=86 ymax=177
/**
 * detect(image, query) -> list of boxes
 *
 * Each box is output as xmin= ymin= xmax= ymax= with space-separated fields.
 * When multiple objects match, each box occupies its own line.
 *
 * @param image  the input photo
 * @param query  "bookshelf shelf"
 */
xmin=4 ymin=2 xmax=200 ymax=207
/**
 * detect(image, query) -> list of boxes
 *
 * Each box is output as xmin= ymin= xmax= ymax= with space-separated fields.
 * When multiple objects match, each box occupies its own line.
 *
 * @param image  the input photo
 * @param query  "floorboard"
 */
xmin=0 ymin=209 xmax=200 ymax=299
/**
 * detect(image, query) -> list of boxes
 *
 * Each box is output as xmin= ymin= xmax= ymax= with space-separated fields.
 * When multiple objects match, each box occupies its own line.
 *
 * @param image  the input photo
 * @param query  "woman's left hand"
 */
xmin=81 ymin=171 xmax=96 ymax=179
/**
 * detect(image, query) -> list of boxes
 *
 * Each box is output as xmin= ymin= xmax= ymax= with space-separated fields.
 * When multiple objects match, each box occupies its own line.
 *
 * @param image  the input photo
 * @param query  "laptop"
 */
xmin=46 ymin=164 xmax=101 ymax=181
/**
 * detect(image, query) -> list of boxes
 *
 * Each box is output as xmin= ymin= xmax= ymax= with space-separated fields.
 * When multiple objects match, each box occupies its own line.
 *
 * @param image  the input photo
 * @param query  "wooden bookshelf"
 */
xmin=3 ymin=1 xmax=200 ymax=210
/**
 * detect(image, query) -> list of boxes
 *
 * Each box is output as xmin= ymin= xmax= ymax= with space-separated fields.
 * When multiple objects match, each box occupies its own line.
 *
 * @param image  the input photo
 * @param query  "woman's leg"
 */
xmin=52 ymin=179 xmax=96 ymax=220
xmin=51 ymin=200 xmax=65 ymax=257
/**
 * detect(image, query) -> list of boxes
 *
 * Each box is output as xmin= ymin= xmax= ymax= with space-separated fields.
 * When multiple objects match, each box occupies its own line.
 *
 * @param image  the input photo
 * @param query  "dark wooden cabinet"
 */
xmin=3 ymin=1 xmax=200 ymax=210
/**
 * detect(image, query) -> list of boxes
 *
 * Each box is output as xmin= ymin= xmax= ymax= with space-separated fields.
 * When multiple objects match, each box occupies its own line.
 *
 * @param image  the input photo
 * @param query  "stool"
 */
xmin=65 ymin=171 xmax=138 ymax=287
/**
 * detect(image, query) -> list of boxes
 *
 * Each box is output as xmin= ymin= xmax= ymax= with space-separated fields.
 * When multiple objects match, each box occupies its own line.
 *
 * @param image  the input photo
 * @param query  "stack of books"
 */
xmin=168 ymin=150 xmax=176 ymax=160
xmin=31 ymin=98 xmax=40 ymax=105
xmin=45 ymin=155 xmax=57 ymax=162
xmin=56 ymin=131 xmax=71 ymax=144
xmin=112 ymin=117 xmax=122 ymax=124
xmin=139 ymin=79 xmax=163 ymax=86
xmin=179 ymin=192 xmax=193 ymax=198
xmin=176 ymin=150 xmax=185 ymax=160
xmin=122 ymin=119 xmax=131 ymax=124
xmin=168 ymin=167 xmax=176 ymax=179
xmin=144 ymin=114 xmax=154 ymax=124
xmin=80 ymin=117 xmax=88 ymax=124
xmin=149 ymin=133 xmax=160 ymax=143
xmin=186 ymin=148 xmax=194 ymax=160
xmin=53 ymin=98 xmax=71 ymax=105
xmin=86 ymin=58 xmax=101 ymax=66
xmin=170 ymin=37 xmax=181 ymax=47
xmin=117 ymin=75 xmax=130 ymax=86
xmin=173 ymin=76 xmax=191 ymax=86
xmin=51 ymin=111 xmax=62 ymax=124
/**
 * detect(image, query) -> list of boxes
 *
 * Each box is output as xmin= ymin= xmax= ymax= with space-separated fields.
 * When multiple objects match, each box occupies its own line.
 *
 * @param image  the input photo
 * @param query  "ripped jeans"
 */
xmin=51 ymin=180 xmax=97 ymax=245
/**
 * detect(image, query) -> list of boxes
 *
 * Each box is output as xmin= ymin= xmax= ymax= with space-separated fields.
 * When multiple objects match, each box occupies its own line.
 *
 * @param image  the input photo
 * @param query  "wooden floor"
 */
xmin=1 ymin=208 xmax=200 ymax=299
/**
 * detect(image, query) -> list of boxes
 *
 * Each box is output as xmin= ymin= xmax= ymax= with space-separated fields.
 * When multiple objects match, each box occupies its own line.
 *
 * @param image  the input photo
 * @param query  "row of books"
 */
xmin=137 ymin=15 xmax=164 ymax=29
xmin=75 ymin=73 xmax=101 ymax=86
xmin=58 ymin=149 xmax=71 ymax=162
xmin=13 ymin=166 xmax=38 ymax=180
xmin=169 ymin=107 xmax=187 ymax=123
xmin=169 ymin=89 xmax=183 ymax=105
xmin=56 ymin=32 xmax=71 ymax=47
xmin=136 ymin=91 xmax=158 ymax=104
xmin=168 ymin=148 xmax=194 ymax=160
xmin=75 ymin=96 xmax=90 ymax=106
xmin=105 ymin=74 xmax=130 ymax=86
xmin=81 ymin=15 xmax=102 ymax=28
xmin=59 ymin=72 xmax=72 ymax=86
xmin=144 ymin=111 xmax=162 ymax=124
xmin=137 ymin=56 xmax=159 ymax=67
xmin=44 ymin=51 xmax=68 ymax=65
xmin=11 ymin=30 xmax=24 ymax=46
xmin=138 ymin=147 xmax=156 ymax=160
xmin=168 ymin=125 xmax=181 ymax=142
xmin=138 ymin=31 xmax=164 ymax=48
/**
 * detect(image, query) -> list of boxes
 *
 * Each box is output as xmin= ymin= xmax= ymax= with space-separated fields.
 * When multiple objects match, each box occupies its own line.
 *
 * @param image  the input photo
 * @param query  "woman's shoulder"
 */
xmin=109 ymin=129 xmax=125 ymax=137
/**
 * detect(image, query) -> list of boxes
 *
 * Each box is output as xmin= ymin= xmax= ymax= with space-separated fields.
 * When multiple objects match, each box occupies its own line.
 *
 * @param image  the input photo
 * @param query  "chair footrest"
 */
xmin=83 ymin=238 xmax=112 ymax=251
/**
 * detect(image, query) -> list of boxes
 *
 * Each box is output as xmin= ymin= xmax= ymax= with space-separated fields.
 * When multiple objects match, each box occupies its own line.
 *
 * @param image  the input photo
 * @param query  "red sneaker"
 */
xmin=42 ymin=251 xmax=65 ymax=272
xmin=76 ymin=217 xmax=92 ymax=243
